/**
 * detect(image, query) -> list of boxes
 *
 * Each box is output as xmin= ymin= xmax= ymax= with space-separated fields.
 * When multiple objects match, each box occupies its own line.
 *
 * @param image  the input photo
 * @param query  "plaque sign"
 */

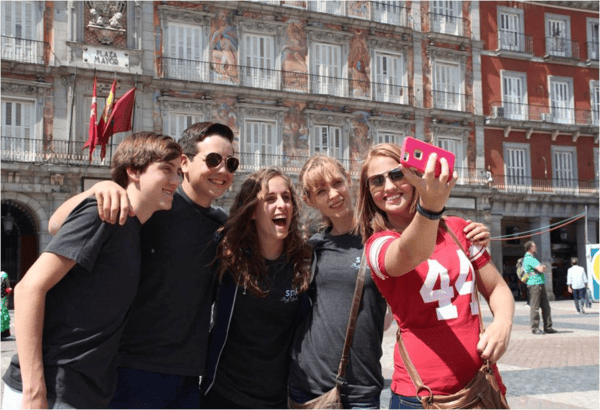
xmin=83 ymin=46 xmax=129 ymax=68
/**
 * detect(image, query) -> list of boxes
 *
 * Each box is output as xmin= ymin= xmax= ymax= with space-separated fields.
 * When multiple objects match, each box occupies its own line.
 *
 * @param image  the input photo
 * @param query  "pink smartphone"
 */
xmin=400 ymin=137 xmax=455 ymax=178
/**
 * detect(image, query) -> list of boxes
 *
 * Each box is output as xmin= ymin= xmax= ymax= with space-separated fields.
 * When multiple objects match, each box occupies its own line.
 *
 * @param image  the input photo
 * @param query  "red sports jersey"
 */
xmin=365 ymin=217 xmax=506 ymax=397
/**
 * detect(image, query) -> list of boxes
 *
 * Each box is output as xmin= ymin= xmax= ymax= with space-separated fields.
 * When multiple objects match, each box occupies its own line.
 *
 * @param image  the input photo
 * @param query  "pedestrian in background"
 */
xmin=523 ymin=240 xmax=557 ymax=335
xmin=567 ymin=257 xmax=588 ymax=314
xmin=1 ymin=271 xmax=12 ymax=340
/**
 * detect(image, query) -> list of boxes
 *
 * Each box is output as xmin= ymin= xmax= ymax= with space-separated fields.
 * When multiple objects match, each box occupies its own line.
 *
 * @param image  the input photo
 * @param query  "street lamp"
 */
xmin=559 ymin=227 xmax=568 ymax=242
xmin=2 ymin=209 xmax=14 ymax=234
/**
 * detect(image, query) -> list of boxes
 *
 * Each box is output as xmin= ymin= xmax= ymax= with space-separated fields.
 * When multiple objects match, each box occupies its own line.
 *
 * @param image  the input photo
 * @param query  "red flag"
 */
xmin=97 ymin=78 xmax=117 ymax=141
xmin=82 ymin=76 xmax=99 ymax=162
xmin=98 ymin=87 xmax=136 ymax=160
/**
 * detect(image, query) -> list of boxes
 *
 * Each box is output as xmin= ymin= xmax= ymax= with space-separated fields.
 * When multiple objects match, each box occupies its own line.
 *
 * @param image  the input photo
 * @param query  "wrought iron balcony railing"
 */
xmin=431 ymin=90 xmax=471 ymax=112
xmin=372 ymin=2 xmax=409 ymax=27
xmin=488 ymin=102 xmax=598 ymax=127
xmin=545 ymin=37 xmax=580 ymax=59
xmin=497 ymin=30 xmax=533 ymax=54
xmin=586 ymin=40 xmax=599 ymax=61
xmin=428 ymin=12 xmax=466 ymax=37
xmin=490 ymin=174 xmax=598 ymax=196
xmin=160 ymin=57 xmax=413 ymax=105
xmin=1 ymin=36 xmax=48 ymax=65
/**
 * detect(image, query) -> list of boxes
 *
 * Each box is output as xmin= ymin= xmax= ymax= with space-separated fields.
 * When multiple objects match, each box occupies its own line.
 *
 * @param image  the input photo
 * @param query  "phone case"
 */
xmin=400 ymin=137 xmax=455 ymax=177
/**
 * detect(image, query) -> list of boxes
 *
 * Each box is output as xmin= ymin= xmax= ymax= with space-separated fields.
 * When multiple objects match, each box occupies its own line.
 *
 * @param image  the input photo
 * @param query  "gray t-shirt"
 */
xmin=289 ymin=230 xmax=386 ymax=403
xmin=117 ymin=186 xmax=226 ymax=376
xmin=3 ymin=198 xmax=142 ymax=408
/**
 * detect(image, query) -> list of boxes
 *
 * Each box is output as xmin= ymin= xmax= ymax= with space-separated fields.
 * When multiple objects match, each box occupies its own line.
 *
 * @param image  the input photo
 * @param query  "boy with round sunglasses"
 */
xmin=47 ymin=122 xmax=237 ymax=408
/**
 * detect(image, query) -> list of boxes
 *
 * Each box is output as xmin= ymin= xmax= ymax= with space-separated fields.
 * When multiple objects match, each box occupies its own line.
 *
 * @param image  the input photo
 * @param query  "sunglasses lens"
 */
xmin=226 ymin=157 xmax=239 ymax=173
xmin=389 ymin=169 xmax=404 ymax=182
xmin=205 ymin=153 xmax=223 ymax=168
xmin=369 ymin=175 xmax=385 ymax=188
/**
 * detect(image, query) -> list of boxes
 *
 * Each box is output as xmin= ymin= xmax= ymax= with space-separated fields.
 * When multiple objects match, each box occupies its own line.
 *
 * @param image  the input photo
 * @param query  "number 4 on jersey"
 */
xmin=419 ymin=250 xmax=479 ymax=321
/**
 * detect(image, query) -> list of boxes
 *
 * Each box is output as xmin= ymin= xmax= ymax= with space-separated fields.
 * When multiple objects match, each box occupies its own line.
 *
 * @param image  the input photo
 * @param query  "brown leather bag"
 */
xmin=288 ymin=251 xmax=368 ymax=409
xmin=394 ymin=220 xmax=510 ymax=409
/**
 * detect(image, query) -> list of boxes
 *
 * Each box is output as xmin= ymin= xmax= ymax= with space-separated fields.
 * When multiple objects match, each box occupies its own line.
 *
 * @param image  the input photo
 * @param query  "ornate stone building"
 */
xmin=2 ymin=1 xmax=598 ymax=299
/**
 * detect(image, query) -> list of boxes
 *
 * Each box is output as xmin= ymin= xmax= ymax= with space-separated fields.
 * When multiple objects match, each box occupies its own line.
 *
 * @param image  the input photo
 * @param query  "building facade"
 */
xmin=2 ymin=1 xmax=598 ymax=299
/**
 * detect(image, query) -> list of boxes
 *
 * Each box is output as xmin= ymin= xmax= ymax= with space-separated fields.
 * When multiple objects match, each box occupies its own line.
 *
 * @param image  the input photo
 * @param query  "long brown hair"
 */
xmin=216 ymin=167 xmax=312 ymax=298
xmin=356 ymin=143 xmax=420 ymax=243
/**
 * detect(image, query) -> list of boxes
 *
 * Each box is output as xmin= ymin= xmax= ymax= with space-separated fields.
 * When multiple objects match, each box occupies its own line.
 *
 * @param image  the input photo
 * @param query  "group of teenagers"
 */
xmin=2 ymin=121 xmax=515 ymax=409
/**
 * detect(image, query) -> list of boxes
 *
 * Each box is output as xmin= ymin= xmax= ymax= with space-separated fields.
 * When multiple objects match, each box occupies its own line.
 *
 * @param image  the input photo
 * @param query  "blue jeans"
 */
xmin=288 ymin=383 xmax=380 ymax=409
xmin=108 ymin=367 xmax=199 ymax=409
xmin=573 ymin=288 xmax=586 ymax=312
xmin=389 ymin=391 xmax=423 ymax=409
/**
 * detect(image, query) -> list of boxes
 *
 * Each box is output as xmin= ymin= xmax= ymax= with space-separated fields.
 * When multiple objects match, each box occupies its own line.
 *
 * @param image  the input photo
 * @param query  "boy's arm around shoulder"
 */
xmin=48 ymin=180 xmax=132 ymax=235
xmin=14 ymin=252 xmax=76 ymax=409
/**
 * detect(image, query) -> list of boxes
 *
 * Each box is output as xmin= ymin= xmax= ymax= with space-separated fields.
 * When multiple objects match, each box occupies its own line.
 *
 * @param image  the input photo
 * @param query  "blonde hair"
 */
xmin=356 ymin=143 xmax=419 ymax=243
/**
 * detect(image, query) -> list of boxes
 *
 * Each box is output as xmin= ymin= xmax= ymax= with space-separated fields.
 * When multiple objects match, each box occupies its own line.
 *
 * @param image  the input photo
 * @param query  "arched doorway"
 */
xmin=1 ymin=200 xmax=38 ymax=295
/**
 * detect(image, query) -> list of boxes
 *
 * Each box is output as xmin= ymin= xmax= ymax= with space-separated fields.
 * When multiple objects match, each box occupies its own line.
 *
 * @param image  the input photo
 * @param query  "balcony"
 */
xmin=497 ymin=30 xmax=533 ymax=54
xmin=488 ymin=102 xmax=597 ymax=127
xmin=545 ymin=37 xmax=580 ymax=60
xmin=585 ymin=40 xmax=599 ymax=61
xmin=372 ymin=2 xmax=409 ymax=27
xmin=431 ymin=90 xmax=471 ymax=112
xmin=490 ymin=174 xmax=598 ymax=197
xmin=428 ymin=12 xmax=466 ymax=37
xmin=1 ymin=36 xmax=48 ymax=65
xmin=160 ymin=57 xmax=413 ymax=105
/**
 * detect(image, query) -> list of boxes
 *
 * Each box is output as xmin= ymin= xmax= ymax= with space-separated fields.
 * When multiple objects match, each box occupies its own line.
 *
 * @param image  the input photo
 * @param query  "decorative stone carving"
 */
xmin=306 ymin=27 xmax=353 ymax=44
xmin=85 ymin=1 xmax=126 ymax=45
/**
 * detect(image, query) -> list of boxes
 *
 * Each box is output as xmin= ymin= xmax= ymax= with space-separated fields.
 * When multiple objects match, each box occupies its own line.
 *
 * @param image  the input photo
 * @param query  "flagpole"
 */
xmin=67 ymin=66 xmax=78 ymax=157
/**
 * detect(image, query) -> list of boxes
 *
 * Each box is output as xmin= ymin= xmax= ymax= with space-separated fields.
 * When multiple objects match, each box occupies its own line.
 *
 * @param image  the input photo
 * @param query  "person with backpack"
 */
xmin=523 ymin=241 xmax=557 ymax=335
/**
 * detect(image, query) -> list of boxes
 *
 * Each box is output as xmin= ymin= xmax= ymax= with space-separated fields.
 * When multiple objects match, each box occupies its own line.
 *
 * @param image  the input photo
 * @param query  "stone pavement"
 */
xmin=1 ymin=300 xmax=598 ymax=408
xmin=379 ymin=299 xmax=599 ymax=409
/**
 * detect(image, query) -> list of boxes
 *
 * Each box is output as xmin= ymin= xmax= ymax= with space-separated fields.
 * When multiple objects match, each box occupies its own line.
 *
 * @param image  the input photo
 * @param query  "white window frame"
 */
xmin=243 ymin=119 xmax=280 ymax=168
xmin=587 ymin=18 xmax=599 ymax=60
xmin=311 ymin=125 xmax=343 ymax=160
xmin=433 ymin=60 xmax=462 ymax=111
xmin=164 ymin=21 xmax=207 ymax=82
xmin=551 ymin=146 xmax=578 ymax=194
xmin=437 ymin=136 xmax=465 ymax=180
xmin=1 ymin=2 xmax=43 ymax=64
xmin=373 ymin=1 xmax=407 ymax=27
xmin=374 ymin=51 xmax=406 ymax=104
xmin=431 ymin=1 xmax=461 ymax=36
xmin=1 ymin=98 xmax=38 ymax=162
xmin=242 ymin=32 xmax=277 ymax=90
xmin=501 ymin=71 xmax=528 ymax=121
xmin=497 ymin=6 xmax=525 ymax=52
xmin=591 ymin=80 xmax=599 ymax=126
xmin=311 ymin=42 xmax=344 ymax=97
xmin=164 ymin=112 xmax=205 ymax=142
xmin=375 ymin=130 xmax=404 ymax=146
xmin=503 ymin=142 xmax=531 ymax=193
xmin=545 ymin=13 xmax=572 ymax=58
xmin=548 ymin=76 xmax=574 ymax=125
xmin=309 ymin=0 xmax=344 ymax=16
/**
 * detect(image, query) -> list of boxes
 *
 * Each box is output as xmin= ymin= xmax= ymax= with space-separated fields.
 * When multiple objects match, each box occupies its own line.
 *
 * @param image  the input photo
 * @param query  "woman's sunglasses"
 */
xmin=367 ymin=167 xmax=404 ymax=189
xmin=187 ymin=152 xmax=239 ymax=173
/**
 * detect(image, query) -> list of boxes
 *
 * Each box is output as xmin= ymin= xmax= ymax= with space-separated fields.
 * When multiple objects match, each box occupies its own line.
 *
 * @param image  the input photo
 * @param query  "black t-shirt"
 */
xmin=212 ymin=257 xmax=301 ymax=408
xmin=117 ymin=186 xmax=226 ymax=376
xmin=3 ymin=198 xmax=142 ymax=409
xmin=289 ymin=230 xmax=387 ymax=403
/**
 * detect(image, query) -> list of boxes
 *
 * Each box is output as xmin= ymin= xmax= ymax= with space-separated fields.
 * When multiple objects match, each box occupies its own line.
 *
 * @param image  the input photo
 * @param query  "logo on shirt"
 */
xmin=281 ymin=289 xmax=299 ymax=303
xmin=351 ymin=257 xmax=361 ymax=270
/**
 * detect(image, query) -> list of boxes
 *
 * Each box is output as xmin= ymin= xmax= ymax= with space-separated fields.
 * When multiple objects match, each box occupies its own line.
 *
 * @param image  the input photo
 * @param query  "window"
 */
xmin=545 ymin=14 xmax=572 ymax=58
xmin=2 ymin=99 xmax=36 ymax=161
xmin=552 ymin=146 xmax=577 ymax=193
xmin=373 ymin=1 xmax=406 ymax=26
xmin=310 ymin=1 xmax=344 ymax=16
xmin=431 ymin=1 xmax=460 ymax=36
xmin=374 ymin=52 xmax=405 ymax=104
xmin=244 ymin=120 xmax=279 ymax=167
xmin=549 ymin=77 xmax=574 ymax=124
xmin=1 ymin=2 xmax=42 ymax=64
xmin=312 ymin=126 xmax=342 ymax=159
xmin=243 ymin=34 xmax=277 ymax=90
xmin=375 ymin=130 xmax=404 ymax=145
xmin=434 ymin=62 xmax=461 ymax=111
xmin=165 ymin=113 xmax=204 ymax=142
xmin=588 ymin=19 xmax=599 ymax=60
xmin=591 ymin=81 xmax=599 ymax=126
xmin=501 ymin=72 xmax=527 ymax=120
xmin=503 ymin=143 xmax=530 ymax=193
xmin=498 ymin=8 xmax=524 ymax=52
xmin=312 ymin=43 xmax=343 ymax=96
xmin=164 ymin=22 xmax=206 ymax=81
xmin=438 ymin=137 xmax=464 ymax=178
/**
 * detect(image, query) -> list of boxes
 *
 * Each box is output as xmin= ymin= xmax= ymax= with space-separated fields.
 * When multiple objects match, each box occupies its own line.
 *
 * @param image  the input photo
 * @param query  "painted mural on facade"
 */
xmin=348 ymin=29 xmax=371 ymax=98
xmin=282 ymin=22 xmax=308 ymax=92
xmin=214 ymin=98 xmax=239 ymax=142
xmin=347 ymin=1 xmax=370 ymax=19
xmin=283 ymin=102 xmax=308 ymax=158
xmin=350 ymin=111 xmax=371 ymax=161
xmin=210 ymin=9 xmax=239 ymax=84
